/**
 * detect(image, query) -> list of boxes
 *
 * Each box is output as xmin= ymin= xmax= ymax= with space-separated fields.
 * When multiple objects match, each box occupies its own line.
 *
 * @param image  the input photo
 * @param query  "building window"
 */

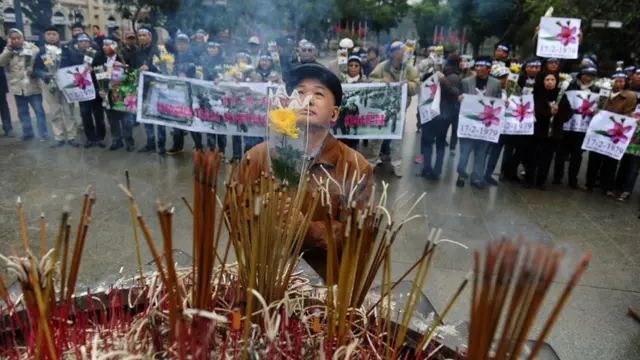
xmin=3 ymin=8 xmax=16 ymax=37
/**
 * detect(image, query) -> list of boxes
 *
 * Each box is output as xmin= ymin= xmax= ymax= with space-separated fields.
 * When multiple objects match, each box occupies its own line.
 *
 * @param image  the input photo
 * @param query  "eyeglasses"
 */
xmin=300 ymin=48 xmax=314 ymax=53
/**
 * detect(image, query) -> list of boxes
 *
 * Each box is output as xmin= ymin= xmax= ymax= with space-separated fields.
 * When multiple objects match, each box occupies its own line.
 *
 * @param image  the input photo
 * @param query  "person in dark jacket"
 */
xmin=134 ymin=27 xmax=167 ymax=156
xmin=120 ymin=32 xmax=138 ymax=68
xmin=167 ymin=33 xmax=204 ymax=154
xmin=200 ymin=42 xmax=225 ymax=81
xmin=33 ymin=26 xmax=80 ymax=147
xmin=290 ymin=41 xmax=320 ymax=67
xmin=366 ymin=47 xmax=380 ymax=77
xmin=525 ymin=72 xmax=573 ymax=190
xmin=420 ymin=53 xmax=462 ymax=180
xmin=0 ymin=36 xmax=12 ymax=136
xmin=552 ymin=67 xmax=599 ymax=188
xmin=93 ymin=38 xmax=134 ymax=151
xmin=517 ymin=59 xmax=541 ymax=93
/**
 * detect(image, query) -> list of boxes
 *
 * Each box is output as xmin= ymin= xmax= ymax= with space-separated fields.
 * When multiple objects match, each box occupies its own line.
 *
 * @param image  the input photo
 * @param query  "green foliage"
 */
xmin=411 ymin=0 xmax=452 ymax=48
xmin=336 ymin=0 xmax=409 ymax=36
xmin=271 ymin=141 xmax=303 ymax=186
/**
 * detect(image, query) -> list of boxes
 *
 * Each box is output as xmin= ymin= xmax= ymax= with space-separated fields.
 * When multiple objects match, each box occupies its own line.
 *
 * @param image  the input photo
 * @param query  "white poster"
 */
xmin=418 ymin=73 xmax=440 ymax=124
xmin=457 ymin=94 xmax=505 ymax=143
xmin=55 ymin=65 xmax=96 ymax=103
xmin=563 ymin=90 xmax=598 ymax=133
xmin=581 ymin=110 xmax=637 ymax=160
xmin=536 ymin=17 xmax=581 ymax=59
xmin=503 ymin=94 xmax=534 ymax=135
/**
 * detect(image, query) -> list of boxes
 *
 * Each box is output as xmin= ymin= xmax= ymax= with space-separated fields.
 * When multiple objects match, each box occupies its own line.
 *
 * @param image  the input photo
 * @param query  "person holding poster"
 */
xmin=614 ymin=108 xmax=640 ymax=202
xmin=420 ymin=53 xmax=462 ymax=180
xmin=368 ymin=41 xmax=420 ymax=177
xmin=337 ymin=55 xmax=367 ymax=151
xmin=552 ymin=67 xmax=599 ymax=188
xmin=0 ymin=29 xmax=48 ymax=141
xmin=237 ymin=63 xmax=373 ymax=276
xmin=135 ymin=28 xmax=167 ymax=155
xmin=525 ymin=72 xmax=572 ymax=190
xmin=585 ymin=72 xmax=638 ymax=195
xmin=33 ymin=26 xmax=80 ymax=148
xmin=483 ymin=66 xmax=511 ymax=186
xmin=93 ymin=38 xmax=135 ymax=152
xmin=455 ymin=58 xmax=502 ymax=189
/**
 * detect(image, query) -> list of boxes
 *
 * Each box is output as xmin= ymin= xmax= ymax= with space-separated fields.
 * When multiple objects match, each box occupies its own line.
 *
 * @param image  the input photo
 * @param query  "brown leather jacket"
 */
xmin=237 ymin=133 xmax=373 ymax=252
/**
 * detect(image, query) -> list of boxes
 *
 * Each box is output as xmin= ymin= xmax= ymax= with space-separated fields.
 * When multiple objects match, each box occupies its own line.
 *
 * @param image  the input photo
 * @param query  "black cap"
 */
xmin=289 ymin=64 xmax=342 ymax=106
xmin=44 ymin=26 xmax=59 ymax=34
xmin=71 ymin=22 xmax=85 ymax=30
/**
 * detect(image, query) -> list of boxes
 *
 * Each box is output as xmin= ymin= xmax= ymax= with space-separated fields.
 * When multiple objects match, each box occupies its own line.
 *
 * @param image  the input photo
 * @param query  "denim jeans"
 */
xmin=15 ymin=94 xmax=48 ymax=138
xmin=232 ymin=136 xmax=242 ymax=159
xmin=484 ymin=142 xmax=504 ymax=179
xmin=244 ymin=136 xmax=264 ymax=153
xmin=616 ymin=154 xmax=640 ymax=193
xmin=0 ymin=93 xmax=12 ymax=134
xmin=421 ymin=116 xmax=450 ymax=177
xmin=206 ymin=134 xmax=227 ymax=153
xmin=457 ymin=138 xmax=490 ymax=182
xmin=143 ymin=123 xmax=166 ymax=148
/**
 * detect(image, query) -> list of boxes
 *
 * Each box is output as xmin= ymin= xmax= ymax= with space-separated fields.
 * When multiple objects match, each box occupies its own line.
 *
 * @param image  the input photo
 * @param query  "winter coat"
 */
xmin=0 ymin=42 xmax=42 ymax=96
xmin=368 ymin=60 xmax=420 ymax=108
xmin=532 ymin=73 xmax=573 ymax=140
xmin=439 ymin=64 xmax=462 ymax=119
xmin=92 ymin=51 xmax=125 ymax=106
xmin=249 ymin=62 xmax=280 ymax=83
xmin=33 ymin=42 xmax=77 ymax=85
xmin=200 ymin=53 xmax=225 ymax=81
xmin=133 ymin=44 xmax=161 ymax=73
xmin=461 ymin=75 xmax=502 ymax=98
xmin=0 ymin=38 xmax=7 ymax=94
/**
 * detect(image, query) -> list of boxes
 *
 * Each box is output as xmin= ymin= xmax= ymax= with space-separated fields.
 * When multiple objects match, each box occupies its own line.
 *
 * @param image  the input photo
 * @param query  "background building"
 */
xmin=0 ymin=0 xmax=133 ymax=41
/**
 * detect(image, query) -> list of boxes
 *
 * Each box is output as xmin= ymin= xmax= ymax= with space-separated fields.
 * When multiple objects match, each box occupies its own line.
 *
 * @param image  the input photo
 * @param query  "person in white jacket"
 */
xmin=0 ymin=28 xmax=48 ymax=141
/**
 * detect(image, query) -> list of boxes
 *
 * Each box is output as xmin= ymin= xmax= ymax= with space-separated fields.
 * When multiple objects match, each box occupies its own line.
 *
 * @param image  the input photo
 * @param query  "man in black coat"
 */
xmin=0 ymin=37 xmax=12 ymax=136
xmin=134 ymin=27 xmax=166 ymax=155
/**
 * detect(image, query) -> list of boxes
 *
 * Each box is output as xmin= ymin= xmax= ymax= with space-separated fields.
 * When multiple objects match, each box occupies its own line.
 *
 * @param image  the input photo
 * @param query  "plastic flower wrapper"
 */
xmin=153 ymin=45 xmax=175 ymax=75
xmin=93 ymin=65 xmax=112 ymax=109
xmin=266 ymin=85 xmax=313 ymax=187
xmin=42 ymin=44 xmax=62 ymax=90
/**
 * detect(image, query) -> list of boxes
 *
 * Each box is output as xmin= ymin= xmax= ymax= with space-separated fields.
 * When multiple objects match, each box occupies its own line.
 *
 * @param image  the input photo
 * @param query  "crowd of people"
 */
xmin=0 ymin=23 xmax=639 ymax=204
xmin=415 ymin=44 xmax=640 ymax=203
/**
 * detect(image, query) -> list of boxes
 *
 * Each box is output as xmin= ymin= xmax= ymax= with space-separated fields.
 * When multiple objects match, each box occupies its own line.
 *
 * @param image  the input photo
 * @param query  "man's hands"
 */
xmin=140 ymin=65 xmax=149 ymax=72
xmin=550 ymin=104 xmax=559 ymax=115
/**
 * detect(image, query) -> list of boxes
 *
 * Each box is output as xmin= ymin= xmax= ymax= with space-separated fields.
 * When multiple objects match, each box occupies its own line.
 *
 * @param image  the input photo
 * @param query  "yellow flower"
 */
xmin=509 ymin=64 xmax=521 ymax=74
xmin=559 ymin=73 xmax=567 ymax=80
xmin=153 ymin=56 xmax=160 ymax=65
xmin=44 ymin=58 xmax=52 ymax=66
xmin=238 ymin=63 xmax=247 ymax=70
xmin=161 ymin=54 xmax=173 ymax=63
xmin=268 ymin=109 xmax=299 ymax=139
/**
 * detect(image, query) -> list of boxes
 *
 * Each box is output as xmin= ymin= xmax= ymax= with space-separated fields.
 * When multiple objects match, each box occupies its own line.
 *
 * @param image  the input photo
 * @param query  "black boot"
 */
xmin=109 ymin=139 xmax=124 ymax=151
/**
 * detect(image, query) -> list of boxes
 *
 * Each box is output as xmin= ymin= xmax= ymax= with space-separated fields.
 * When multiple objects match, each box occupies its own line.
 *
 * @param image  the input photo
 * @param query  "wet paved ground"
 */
xmin=0 ymin=96 xmax=639 ymax=359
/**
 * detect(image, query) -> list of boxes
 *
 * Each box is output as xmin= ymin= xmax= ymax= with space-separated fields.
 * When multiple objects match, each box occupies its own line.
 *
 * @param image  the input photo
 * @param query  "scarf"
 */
xmin=346 ymin=74 xmax=360 ymax=83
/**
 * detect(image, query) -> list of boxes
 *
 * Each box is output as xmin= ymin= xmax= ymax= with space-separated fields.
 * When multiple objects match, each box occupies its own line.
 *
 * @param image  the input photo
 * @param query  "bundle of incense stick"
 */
xmin=0 ymin=150 xmax=592 ymax=360
xmin=464 ymin=238 xmax=591 ymax=360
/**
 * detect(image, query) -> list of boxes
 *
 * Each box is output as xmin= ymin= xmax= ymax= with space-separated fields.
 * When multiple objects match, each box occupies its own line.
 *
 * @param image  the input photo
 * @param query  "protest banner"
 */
xmin=111 ymin=67 xmax=139 ymax=113
xmin=191 ymin=79 xmax=269 ymax=137
xmin=55 ymin=65 xmax=96 ymax=103
xmin=418 ymin=73 xmax=440 ymax=124
xmin=563 ymin=90 xmax=598 ymax=132
xmin=457 ymin=94 xmax=505 ymax=143
xmin=503 ymin=94 xmax=534 ymax=135
xmin=536 ymin=17 xmax=581 ymax=59
xmin=331 ymin=83 xmax=407 ymax=140
xmin=136 ymin=72 xmax=407 ymax=139
xmin=581 ymin=110 xmax=637 ymax=160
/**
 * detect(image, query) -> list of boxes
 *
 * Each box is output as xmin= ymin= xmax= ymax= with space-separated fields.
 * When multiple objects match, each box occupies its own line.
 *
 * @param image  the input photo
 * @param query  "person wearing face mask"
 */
xmin=91 ymin=38 xmax=135 ymax=151
xmin=585 ymin=72 xmax=638 ymax=195
xmin=525 ymin=72 xmax=572 ymax=190
xmin=552 ymin=67 xmax=599 ymax=188
xmin=454 ymin=58 xmax=502 ymax=189
xmin=134 ymin=27 xmax=167 ymax=156
xmin=33 ymin=26 xmax=80 ymax=147
xmin=0 ymin=28 xmax=48 ymax=141
xmin=237 ymin=63 xmax=373 ymax=277
xmin=368 ymin=41 xmax=420 ymax=177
